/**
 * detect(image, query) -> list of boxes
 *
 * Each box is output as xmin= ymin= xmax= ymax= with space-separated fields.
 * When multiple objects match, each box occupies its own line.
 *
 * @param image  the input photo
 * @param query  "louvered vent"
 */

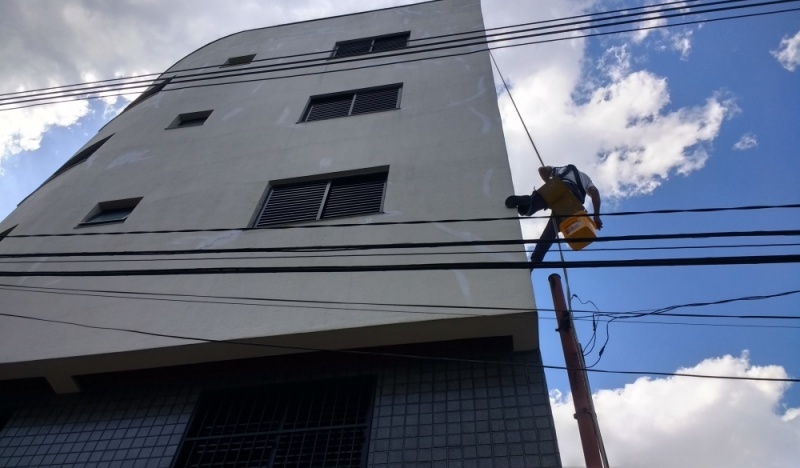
xmin=304 ymin=86 xmax=400 ymax=122
xmin=255 ymin=180 xmax=328 ymax=227
xmin=255 ymin=172 xmax=387 ymax=227
xmin=174 ymin=377 xmax=374 ymax=468
xmin=351 ymin=87 xmax=400 ymax=115
xmin=305 ymin=94 xmax=354 ymax=121
xmin=322 ymin=173 xmax=387 ymax=219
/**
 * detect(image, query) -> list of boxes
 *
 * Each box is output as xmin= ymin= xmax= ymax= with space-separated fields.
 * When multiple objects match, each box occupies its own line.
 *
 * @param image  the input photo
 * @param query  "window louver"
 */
xmin=333 ymin=32 xmax=409 ymax=58
xmin=303 ymin=85 xmax=400 ymax=122
xmin=305 ymin=95 xmax=354 ymax=121
xmin=255 ymin=180 xmax=328 ymax=227
xmin=174 ymin=377 xmax=374 ymax=468
xmin=255 ymin=172 xmax=387 ymax=227
xmin=351 ymin=88 xmax=399 ymax=115
xmin=322 ymin=174 xmax=386 ymax=219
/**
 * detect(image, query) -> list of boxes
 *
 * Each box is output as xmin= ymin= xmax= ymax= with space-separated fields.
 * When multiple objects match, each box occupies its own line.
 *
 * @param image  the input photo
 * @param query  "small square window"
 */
xmin=79 ymin=198 xmax=142 ymax=227
xmin=222 ymin=54 xmax=256 ymax=66
xmin=167 ymin=110 xmax=213 ymax=129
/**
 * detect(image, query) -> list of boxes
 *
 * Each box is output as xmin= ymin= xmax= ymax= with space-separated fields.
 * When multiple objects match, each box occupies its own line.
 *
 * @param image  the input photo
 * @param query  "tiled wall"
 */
xmin=0 ymin=347 xmax=560 ymax=468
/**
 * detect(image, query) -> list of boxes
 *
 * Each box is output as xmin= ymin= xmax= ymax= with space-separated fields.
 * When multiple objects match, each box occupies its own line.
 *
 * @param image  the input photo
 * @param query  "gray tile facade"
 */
xmin=0 ymin=344 xmax=560 ymax=468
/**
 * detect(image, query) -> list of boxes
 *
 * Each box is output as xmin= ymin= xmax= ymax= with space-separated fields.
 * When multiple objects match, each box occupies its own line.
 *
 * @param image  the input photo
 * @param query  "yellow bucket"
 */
xmin=559 ymin=210 xmax=596 ymax=251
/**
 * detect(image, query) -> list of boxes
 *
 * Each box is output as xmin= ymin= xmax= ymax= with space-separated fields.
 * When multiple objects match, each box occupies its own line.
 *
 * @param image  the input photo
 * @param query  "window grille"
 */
xmin=302 ymin=85 xmax=401 ymax=122
xmin=333 ymin=32 xmax=410 ymax=58
xmin=255 ymin=172 xmax=387 ymax=227
xmin=173 ymin=376 xmax=375 ymax=468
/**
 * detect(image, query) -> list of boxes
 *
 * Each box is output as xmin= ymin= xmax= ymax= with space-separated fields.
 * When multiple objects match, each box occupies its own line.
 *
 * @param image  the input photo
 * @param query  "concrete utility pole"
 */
xmin=549 ymin=273 xmax=609 ymax=468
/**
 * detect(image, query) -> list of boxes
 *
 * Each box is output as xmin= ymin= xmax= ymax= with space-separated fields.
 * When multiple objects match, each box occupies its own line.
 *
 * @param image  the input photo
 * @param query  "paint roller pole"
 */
xmin=549 ymin=273 xmax=606 ymax=468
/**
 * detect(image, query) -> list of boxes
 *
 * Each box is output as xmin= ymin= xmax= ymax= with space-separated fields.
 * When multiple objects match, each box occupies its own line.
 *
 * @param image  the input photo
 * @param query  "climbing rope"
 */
xmin=489 ymin=50 xmax=574 ymax=310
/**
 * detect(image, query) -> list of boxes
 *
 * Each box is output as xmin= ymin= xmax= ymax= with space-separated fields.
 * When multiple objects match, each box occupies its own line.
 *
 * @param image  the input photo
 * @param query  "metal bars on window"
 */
xmin=173 ymin=376 xmax=375 ymax=468
xmin=332 ymin=32 xmax=410 ymax=58
xmin=303 ymin=86 xmax=401 ymax=122
xmin=255 ymin=172 xmax=388 ymax=227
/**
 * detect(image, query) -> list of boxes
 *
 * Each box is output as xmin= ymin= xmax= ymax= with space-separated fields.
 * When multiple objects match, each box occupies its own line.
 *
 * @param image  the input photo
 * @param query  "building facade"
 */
xmin=0 ymin=1 xmax=561 ymax=466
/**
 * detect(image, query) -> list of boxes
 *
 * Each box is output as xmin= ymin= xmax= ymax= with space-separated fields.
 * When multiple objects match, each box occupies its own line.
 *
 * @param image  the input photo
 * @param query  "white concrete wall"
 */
xmin=0 ymin=0 xmax=536 ymax=390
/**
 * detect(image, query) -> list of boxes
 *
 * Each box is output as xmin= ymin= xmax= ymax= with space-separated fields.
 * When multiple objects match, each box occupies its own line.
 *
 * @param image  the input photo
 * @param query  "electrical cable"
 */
xmin=2 ymin=241 xmax=797 ymax=266
xmin=4 ymin=202 xmax=799 ymax=240
xmin=0 ymin=308 xmax=796 ymax=383
xmin=2 ymin=282 xmax=799 ymax=321
xmin=0 ymin=0 xmax=718 ymax=102
xmin=579 ymin=289 xmax=800 ymax=368
xmin=3 ymin=229 xmax=799 ymax=259
xmin=4 ymin=1 xmax=798 ymax=111
xmin=0 ymin=0 xmax=757 ymax=108
xmin=0 ymin=254 xmax=799 ymax=277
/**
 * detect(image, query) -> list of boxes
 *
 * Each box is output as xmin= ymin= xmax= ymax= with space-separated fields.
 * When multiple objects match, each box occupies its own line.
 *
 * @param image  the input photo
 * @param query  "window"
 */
xmin=222 ymin=53 xmax=257 ymax=66
xmin=174 ymin=376 xmax=375 ymax=468
xmin=167 ymin=110 xmax=213 ymax=129
xmin=53 ymin=135 xmax=114 ymax=179
xmin=79 ymin=197 xmax=142 ymax=226
xmin=332 ymin=32 xmax=410 ymax=58
xmin=122 ymin=77 xmax=172 ymax=113
xmin=301 ymin=85 xmax=401 ymax=122
xmin=0 ymin=225 xmax=16 ymax=243
xmin=255 ymin=171 xmax=388 ymax=227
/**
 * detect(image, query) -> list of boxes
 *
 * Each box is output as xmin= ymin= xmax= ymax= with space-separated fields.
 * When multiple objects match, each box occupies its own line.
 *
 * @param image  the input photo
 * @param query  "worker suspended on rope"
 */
xmin=505 ymin=164 xmax=603 ymax=266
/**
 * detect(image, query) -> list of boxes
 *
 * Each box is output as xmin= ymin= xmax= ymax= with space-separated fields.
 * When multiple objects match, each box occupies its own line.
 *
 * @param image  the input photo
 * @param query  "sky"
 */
xmin=1 ymin=0 xmax=799 ymax=466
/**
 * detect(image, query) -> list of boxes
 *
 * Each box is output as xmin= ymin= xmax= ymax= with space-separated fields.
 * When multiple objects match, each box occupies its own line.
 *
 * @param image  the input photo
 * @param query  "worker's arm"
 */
xmin=587 ymin=185 xmax=603 ymax=230
xmin=538 ymin=166 xmax=553 ymax=182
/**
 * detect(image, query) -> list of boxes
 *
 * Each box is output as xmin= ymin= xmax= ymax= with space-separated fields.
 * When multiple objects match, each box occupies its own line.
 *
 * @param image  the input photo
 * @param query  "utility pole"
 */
xmin=549 ymin=273 xmax=609 ymax=468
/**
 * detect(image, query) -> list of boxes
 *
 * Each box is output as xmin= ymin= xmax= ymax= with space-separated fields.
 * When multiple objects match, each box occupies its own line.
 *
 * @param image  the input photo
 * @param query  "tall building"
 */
xmin=0 ymin=1 xmax=561 ymax=467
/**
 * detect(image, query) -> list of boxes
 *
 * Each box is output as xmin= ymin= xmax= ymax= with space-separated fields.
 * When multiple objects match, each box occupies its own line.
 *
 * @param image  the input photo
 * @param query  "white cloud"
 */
xmin=551 ymin=353 xmax=800 ymax=467
xmin=733 ymin=133 xmax=758 ymax=151
xmin=0 ymin=0 xmax=417 ymax=172
xmin=771 ymin=30 xmax=800 ymax=71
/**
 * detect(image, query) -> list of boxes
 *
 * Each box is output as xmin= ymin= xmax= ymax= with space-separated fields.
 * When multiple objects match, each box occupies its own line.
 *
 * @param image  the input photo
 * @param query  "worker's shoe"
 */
xmin=505 ymin=195 xmax=533 ymax=216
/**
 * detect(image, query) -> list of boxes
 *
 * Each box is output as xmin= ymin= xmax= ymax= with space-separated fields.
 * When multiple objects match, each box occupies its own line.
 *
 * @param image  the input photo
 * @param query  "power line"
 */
xmin=0 ymin=0 xmax=718 ymax=102
xmin=3 ymin=229 xmax=799 ymax=259
xmin=0 ymin=254 xmax=799 ymax=277
xmin=0 ymin=0 xmax=750 ymax=106
xmin=4 ymin=1 xmax=798 ymax=111
xmin=0 ymin=307 xmax=795 ymax=383
xmin=2 ymin=282 xmax=798 ymax=320
xmin=4 ymin=203 xmax=798 ymax=240
xmin=1 ymin=241 xmax=797 ymax=266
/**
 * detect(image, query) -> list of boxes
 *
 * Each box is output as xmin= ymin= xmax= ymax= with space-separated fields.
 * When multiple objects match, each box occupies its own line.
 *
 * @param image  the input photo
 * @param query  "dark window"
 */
xmin=122 ymin=77 xmax=172 ymax=113
xmin=223 ymin=54 xmax=257 ymax=66
xmin=174 ymin=376 xmax=375 ymax=468
xmin=333 ymin=32 xmax=410 ymax=58
xmin=0 ymin=225 xmax=16 ymax=243
xmin=51 ymin=135 xmax=113 ymax=180
xmin=168 ymin=110 xmax=213 ymax=129
xmin=255 ymin=171 xmax=388 ymax=227
xmin=79 ymin=197 xmax=142 ymax=226
xmin=302 ymin=85 xmax=401 ymax=122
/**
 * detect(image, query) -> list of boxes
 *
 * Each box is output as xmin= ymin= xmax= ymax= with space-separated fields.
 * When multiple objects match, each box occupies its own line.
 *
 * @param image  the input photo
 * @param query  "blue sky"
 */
xmin=1 ymin=1 xmax=799 ymax=465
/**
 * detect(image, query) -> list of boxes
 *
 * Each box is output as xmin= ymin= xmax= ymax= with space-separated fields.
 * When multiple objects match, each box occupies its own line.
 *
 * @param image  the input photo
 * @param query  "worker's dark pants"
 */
xmin=506 ymin=184 xmax=583 ymax=265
